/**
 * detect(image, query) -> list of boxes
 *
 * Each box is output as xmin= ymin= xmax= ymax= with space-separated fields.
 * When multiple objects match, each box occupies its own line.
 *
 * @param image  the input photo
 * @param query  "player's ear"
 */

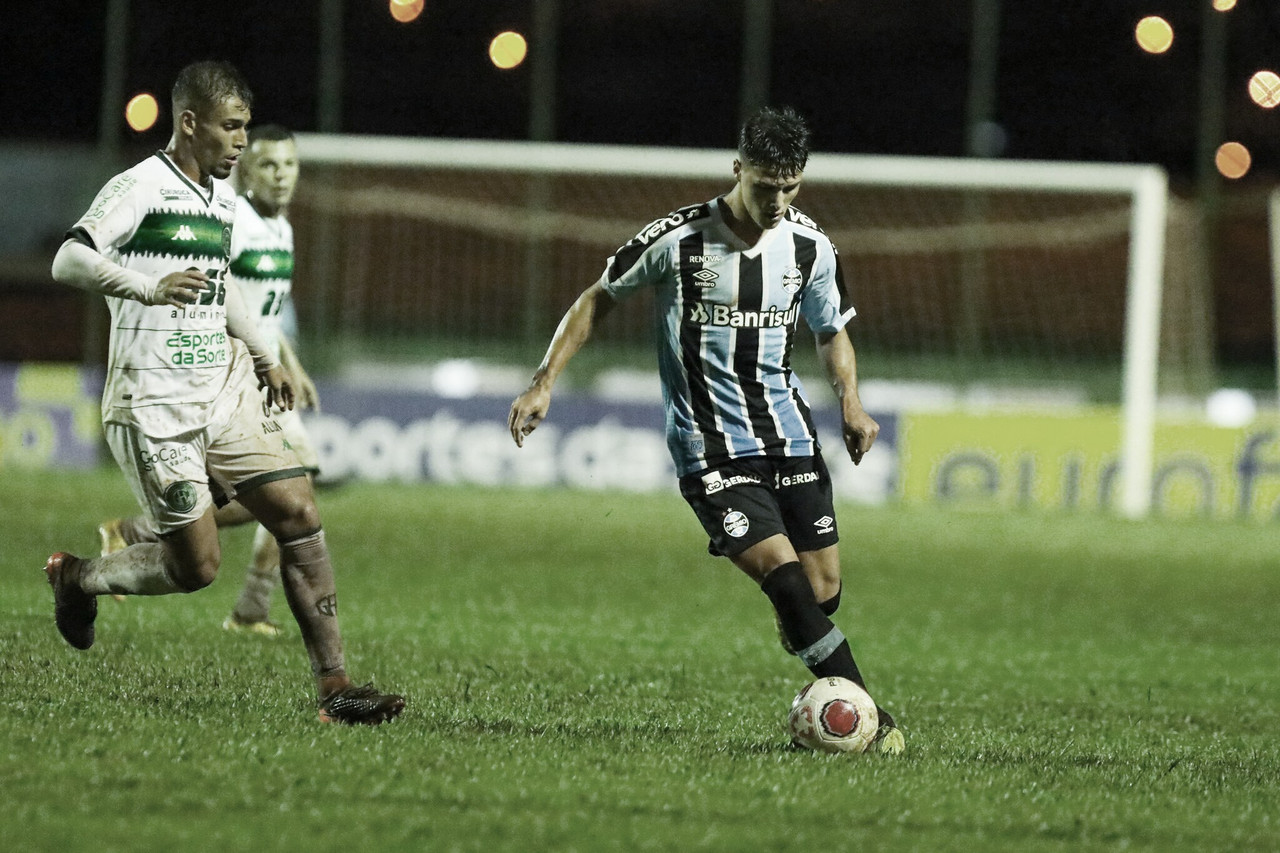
xmin=179 ymin=109 xmax=198 ymax=138
xmin=732 ymin=159 xmax=743 ymax=182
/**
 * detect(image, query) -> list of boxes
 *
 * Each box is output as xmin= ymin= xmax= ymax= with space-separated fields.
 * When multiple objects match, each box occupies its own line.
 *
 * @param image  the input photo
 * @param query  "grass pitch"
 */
xmin=2 ymin=467 xmax=1277 ymax=852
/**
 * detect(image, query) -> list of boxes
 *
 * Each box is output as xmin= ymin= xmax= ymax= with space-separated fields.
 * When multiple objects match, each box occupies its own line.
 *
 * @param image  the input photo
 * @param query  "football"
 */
xmin=787 ymin=676 xmax=879 ymax=754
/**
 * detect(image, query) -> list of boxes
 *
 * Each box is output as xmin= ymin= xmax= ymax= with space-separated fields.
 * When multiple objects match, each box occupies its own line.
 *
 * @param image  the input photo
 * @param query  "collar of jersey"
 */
xmin=154 ymin=151 xmax=216 ymax=208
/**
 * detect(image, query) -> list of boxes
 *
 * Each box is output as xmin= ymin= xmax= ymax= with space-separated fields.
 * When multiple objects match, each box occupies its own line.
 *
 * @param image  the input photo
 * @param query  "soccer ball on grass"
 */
xmin=788 ymin=676 xmax=879 ymax=754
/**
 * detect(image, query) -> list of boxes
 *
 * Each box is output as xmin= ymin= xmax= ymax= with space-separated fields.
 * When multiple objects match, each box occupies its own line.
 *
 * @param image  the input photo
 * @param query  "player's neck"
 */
xmin=163 ymin=141 xmax=210 ymax=188
xmin=720 ymin=191 xmax=764 ymax=246
xmin=247 ymin=192 xmax=283 ymax=220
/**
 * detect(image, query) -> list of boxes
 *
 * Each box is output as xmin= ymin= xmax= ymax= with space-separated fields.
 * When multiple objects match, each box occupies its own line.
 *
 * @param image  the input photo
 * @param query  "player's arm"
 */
xmin=50 ymin=237 xmax=207 ymax=307
xmin=508 ymin=281 xmax=615 ymax=447
xmin=224 ymin=278 xmax=293 ymax=412
xmin=816 ymin=327 xmax=878 ymax=465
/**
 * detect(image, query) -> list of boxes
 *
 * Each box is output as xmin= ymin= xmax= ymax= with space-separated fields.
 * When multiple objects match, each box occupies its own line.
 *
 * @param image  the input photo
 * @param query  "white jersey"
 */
xmin=68 ymin=151 xmax=239 ymax=437
xmin=226 ymin=196 xmax=293 ymax=360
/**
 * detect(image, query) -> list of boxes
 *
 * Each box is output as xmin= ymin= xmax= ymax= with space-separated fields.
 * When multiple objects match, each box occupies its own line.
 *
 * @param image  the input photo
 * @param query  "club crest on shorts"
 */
xmin=723 ymin=509 xmax=749 ymax=538
xmin=164 ymin=480 xmax=198 ymax=513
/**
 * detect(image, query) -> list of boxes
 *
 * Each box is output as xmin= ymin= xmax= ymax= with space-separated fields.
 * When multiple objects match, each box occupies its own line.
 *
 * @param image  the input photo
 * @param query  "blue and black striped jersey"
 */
xmin=599 ymin=197 xmax=854 ymax=476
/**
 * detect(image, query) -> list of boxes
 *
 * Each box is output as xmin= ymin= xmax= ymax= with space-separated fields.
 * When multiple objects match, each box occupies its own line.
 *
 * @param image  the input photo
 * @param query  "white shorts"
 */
xmin=104 ymin=355 xmax=307 ymax=535
xmin=278 ymin=405 xmax=319 ymax=473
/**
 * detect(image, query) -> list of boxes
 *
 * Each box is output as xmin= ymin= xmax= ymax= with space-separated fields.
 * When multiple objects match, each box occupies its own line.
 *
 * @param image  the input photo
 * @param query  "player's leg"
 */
xmin=781 ymin=455 xmax=903 ymax=754
xmin=224 ymin=524 xmax=282 ymax=636
xmin=223 ymin=402 xmax=318 ymax=636
xmin=234 ymin=475 xmax=403 ymax=724
xmin=45 ymin=511 xmax=222 ymax=649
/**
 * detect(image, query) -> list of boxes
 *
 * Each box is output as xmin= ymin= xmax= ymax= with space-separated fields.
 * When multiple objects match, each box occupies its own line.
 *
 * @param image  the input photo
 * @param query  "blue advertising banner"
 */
xmin=0 ymin=363 xmax=101 ymax=470
xmin=307 ymin=382 xmax=899 ymax=504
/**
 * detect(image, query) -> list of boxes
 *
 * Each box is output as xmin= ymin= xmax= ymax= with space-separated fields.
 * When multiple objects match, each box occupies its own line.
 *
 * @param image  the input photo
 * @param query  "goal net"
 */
xmin=289 ymin=134 xmax=1170 ymax=516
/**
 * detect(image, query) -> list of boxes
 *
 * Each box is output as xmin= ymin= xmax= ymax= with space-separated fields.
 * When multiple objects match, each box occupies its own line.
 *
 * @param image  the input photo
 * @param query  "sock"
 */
xmin=818 ymin=583 xmax=842 ymax=617
xmin=278 ymin=529 xmax=346 ymax=689
xmin=78 ymin=543 xmax=187 ymax=596
xmin=119 ymin=516 xmax=159 ymax=545
xmin=762 ymin=562 xmax=864 ymax=686
xmin=231 ymin=525 xmax=280 ymax=623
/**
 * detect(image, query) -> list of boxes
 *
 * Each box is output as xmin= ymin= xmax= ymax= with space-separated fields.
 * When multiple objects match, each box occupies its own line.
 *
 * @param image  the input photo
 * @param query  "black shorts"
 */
xmin=678 ymin=455 xmax=838 ymax=559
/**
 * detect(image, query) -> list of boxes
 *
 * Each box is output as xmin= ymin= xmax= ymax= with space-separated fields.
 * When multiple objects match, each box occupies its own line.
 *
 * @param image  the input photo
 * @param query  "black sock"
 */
xmin=761 ymin=563 xmax=863 ymax=685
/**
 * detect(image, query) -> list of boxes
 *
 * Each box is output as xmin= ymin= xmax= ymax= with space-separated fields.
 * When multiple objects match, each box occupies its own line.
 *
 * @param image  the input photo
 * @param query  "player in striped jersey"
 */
xmin=509 ymin=107 xmax=902 ymax=753
xmin=98 ymin=125 xmax=321 ymax=640
xmin=45 ymin=62 xmax=403 ymax=725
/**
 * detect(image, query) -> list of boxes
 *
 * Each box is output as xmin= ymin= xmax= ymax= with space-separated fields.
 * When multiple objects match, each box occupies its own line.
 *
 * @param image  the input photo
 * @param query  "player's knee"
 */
xmin=167 ymin=550 xmax=220 ymax=592
xmin=269 ymin=496 xmax=321 ymax=542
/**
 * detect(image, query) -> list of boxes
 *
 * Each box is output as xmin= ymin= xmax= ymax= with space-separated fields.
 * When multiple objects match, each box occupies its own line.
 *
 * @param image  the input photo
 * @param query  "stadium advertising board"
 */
xmin=9 ymin=362 xmax=1280 ymax=521
xmin=902 ymin=410 xmax=1280 ymax=519
xmin=0 ymin=363 xmax=100 ymax=470
xmin=307 ymin=383 xmax=899 ymax=505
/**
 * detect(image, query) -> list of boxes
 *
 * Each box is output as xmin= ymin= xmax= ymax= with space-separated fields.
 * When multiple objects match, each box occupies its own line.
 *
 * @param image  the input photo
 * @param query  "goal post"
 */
xmin=291 ymin=133 xmax=1168 ymax=517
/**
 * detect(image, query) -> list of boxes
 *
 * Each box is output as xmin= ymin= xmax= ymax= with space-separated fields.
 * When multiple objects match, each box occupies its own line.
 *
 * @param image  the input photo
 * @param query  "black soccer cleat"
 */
xmin=44 ymin=552 xmax=97 ymax=650
xmin=318 ymin=683 xmax=406 ymax=726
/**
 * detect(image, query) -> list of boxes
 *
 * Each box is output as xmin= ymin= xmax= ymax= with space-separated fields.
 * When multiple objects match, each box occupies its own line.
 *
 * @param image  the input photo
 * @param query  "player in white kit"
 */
xmin=98 ymin=125 xmax=319 ymax=639
xmin=45 ymin=61 xmax=403 ymax=725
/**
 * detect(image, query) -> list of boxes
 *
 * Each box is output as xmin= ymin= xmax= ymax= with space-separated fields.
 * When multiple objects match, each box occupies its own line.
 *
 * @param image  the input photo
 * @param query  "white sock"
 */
xmin=79 ymin=544 xmax=186 ymax=596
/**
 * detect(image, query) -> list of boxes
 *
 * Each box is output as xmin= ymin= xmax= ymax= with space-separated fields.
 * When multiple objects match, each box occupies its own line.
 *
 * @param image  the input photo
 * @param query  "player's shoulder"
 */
xmin=784 ymin=205 xmax=828 ymax=239
xmin=625 ymin=200 xmax=716 ymax=249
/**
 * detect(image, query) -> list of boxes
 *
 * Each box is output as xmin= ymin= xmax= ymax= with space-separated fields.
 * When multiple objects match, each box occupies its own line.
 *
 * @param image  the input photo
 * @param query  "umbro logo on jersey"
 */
xmin=172 ymin=225 xmax=197 ymax=241
xmin=813 ymin=515 xmax=835 ymax=534
xmin=691 ymin=268 xmax=718 ymax=287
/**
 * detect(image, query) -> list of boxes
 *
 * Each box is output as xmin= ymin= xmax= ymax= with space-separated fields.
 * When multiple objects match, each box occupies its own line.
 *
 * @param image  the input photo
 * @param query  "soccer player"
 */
xmin=508 ymin=107 xmax=903 ymax=754
xmin=45 ymin=61 xmax=404 ymax=726
xmin=99 ymin=124 xmax=319 ymax=640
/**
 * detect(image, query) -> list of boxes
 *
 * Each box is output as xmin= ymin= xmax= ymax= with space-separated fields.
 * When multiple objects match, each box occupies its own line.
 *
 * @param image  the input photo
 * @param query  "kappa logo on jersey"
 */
xmin=687 ymin=302 xmax=799 ymax=329
xmin=813 ymin=515 xmax=835 ymax=534
xmin=702 ymin=470 xmax=762 ymax=495
xmin=723 ymin=510 xmax=750 ymax=538
xmin=172 ymin=225 xmax=198 ymax=242
xmin=256 ymin=255 xmax=278 ymax=272
xmin=781 ymin=267 xmax=803 ymax=293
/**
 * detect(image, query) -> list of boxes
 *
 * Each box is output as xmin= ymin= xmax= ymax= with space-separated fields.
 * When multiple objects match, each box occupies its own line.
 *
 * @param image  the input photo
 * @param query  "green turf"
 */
xmin=2 ymin=468 xmax=1277 ymax=852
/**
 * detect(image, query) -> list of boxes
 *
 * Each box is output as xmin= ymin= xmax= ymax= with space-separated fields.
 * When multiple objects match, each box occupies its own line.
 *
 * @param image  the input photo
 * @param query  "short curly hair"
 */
xmin=738 ymin=106 xmax=811 ymax=175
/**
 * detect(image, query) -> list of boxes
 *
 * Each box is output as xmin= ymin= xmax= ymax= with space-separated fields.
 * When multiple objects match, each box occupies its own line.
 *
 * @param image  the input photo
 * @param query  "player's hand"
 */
xmin=842 ymin=404 xmax=879 ymax=466
xmin=508 ymin=386 xmax=551 ymax=447
xmin=258 ymin=364 xmax=295 ymax=413
xmin=151 ymin=269 xmax=210 ymax=307
xmin=290 ymin=366 xmax=321 ymax=412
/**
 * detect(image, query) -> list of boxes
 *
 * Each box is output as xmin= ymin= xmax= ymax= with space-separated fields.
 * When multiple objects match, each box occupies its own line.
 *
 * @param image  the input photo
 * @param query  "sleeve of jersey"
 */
xmin=799 ymin=241 xmax=855 ymax=334
xmin=51 ymin=173 xmax=157 ymax=303
xmin=597 ymin=232 xmax=669 ymax=299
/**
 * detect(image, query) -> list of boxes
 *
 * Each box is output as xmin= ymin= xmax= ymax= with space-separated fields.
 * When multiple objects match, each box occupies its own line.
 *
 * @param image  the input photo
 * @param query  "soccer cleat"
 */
xmin=97 ymin=520 xmax=128 ymax=602
xmin=44 ymin=552 xmax=97 ymax=650
xmin=869 ymin=705 xmax=905 ymax=756
xmin=222 ymin=614 xmax=283 ymax=638
xmin=318 ymin=683 xmax=406 ymax=726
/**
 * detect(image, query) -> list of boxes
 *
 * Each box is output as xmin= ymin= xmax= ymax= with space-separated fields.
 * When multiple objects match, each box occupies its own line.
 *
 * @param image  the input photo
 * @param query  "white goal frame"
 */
xmin=295 ymin=133 xmax=1169 ymax=518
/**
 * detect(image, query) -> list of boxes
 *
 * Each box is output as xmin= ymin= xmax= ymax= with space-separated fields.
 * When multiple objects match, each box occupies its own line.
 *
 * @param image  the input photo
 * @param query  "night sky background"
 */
xmin=6 ymin=0 xmax=1280 ymax=181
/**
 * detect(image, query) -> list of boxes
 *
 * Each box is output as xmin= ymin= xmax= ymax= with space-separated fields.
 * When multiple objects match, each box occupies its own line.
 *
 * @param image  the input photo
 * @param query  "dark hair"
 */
xmin=171 ymin=60 xmax=253 ymax=115
xmin=738 ymin=106 xmax=811 ymax=175
xmin=248 ymin=124 xmax=294 ymax=145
